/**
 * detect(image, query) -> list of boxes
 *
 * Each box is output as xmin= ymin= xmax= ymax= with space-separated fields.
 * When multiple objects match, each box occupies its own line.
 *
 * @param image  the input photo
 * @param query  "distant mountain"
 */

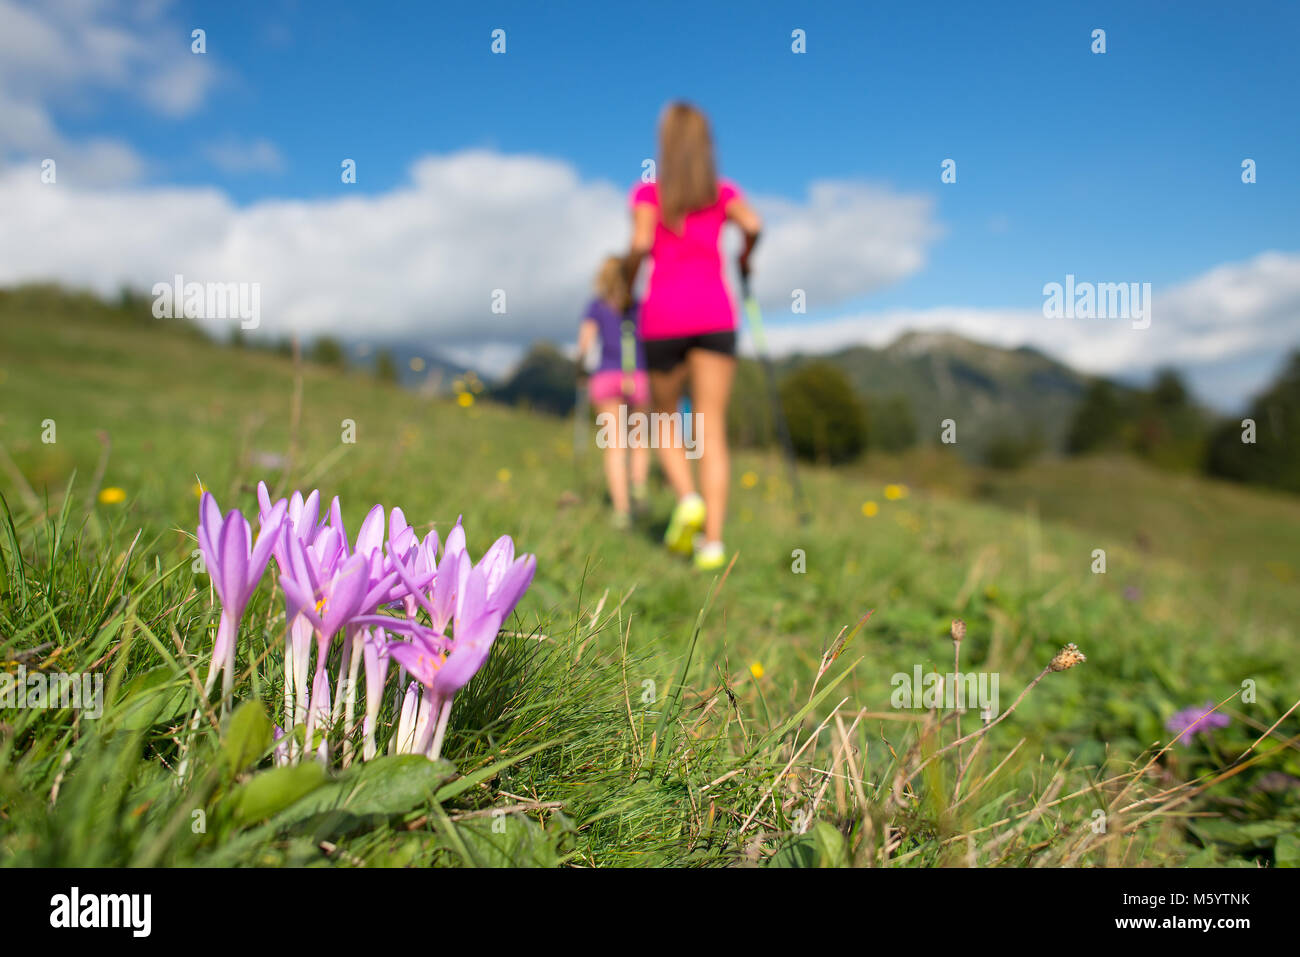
xmin=769 ymin=330 xmax=1124 ymax=457
xmin=476 ymin=327 xmax=1136 ymax=460
xmin=343 ymin=339 xmax=477 ymax=393
xmin=488 ymin=342 xmax=578 ymax=415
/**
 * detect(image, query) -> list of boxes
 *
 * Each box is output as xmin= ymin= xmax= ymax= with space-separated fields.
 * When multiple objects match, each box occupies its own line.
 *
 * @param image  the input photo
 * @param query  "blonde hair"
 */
xmin=657 ymin=101 xmax=717 ymax=230
xmin=594 ymin=255 xmax=632 ymax=313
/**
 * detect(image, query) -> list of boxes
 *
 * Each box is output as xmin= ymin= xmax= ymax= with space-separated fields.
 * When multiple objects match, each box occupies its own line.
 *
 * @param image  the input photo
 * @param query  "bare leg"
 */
xmin=687 ymin=349 xmax=735 ymax=543
xmin=649 ymin=365 xmax=695 ymax=499
xmin=594 ymin=399 xmax=630 ymax=513
xmin=629 ymin=402 xmax=651 ymax=490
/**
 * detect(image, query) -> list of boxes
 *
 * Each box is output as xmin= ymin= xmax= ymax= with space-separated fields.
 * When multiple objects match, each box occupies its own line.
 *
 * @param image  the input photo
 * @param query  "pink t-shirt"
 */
xmin=629 ymin=178 xmax=741 ymax=340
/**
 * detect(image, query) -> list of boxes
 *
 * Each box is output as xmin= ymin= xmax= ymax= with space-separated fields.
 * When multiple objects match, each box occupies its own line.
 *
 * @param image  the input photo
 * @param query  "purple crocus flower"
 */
xmin=196 ymin=491 xmax=284 ymax=705
xmin=387 ymin=544 xmax=534 ymax=761
xmin=192 ymin=485 xmax=538 ymax=771
xmin=1166 ymin=702 xmax=1230 ymax=742
xmin=477 ymin=534 xmax=538 ymax=618
xmin=257 ymin=481 xmax=325 ymax=558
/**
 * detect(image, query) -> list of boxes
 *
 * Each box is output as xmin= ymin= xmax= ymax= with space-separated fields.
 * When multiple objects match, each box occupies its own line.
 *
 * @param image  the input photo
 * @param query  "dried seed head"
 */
xmin=1049 ymin=643 xmax=1087 ymax=672
xmin=951 ymin=618 xmax=966 ymax=643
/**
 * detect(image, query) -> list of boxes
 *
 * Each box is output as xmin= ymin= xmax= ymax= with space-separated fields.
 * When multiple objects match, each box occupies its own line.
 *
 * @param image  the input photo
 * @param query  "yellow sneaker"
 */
xmin=663 ymin=493 xmax=705 ymax=555
xmin=693 ymin=538 xmax=727 ymax=571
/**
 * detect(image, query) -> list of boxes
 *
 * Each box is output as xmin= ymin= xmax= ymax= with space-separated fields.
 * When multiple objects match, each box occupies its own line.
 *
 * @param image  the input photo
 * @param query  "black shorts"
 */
xmin=643 ymin=331 xmax=737 ymax=372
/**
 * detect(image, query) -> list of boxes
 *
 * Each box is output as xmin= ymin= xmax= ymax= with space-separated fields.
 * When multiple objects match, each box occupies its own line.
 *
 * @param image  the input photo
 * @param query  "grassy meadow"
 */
xmin=1 ymin=285 xmax=1298 ymax=867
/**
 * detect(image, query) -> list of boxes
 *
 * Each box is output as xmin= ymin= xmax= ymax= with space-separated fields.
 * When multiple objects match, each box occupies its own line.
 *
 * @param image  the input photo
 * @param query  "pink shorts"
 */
xmin=589 ymin=370 xmax=650 ymax=406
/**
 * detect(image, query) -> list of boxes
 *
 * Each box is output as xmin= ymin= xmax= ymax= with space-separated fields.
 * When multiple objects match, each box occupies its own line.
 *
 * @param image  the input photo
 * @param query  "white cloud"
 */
xmin=0 ymin=0 xmax=218 ymax=182
xmin=143 ymin=55 xmax=218 ymax=117
xmin=755 ymin=250 xmax=1300 ymax=410
xmin=747 ymin=182 xmax=941 ymax=308
xmin=203 ymin=138 xmax=286 ymax=175
xmin=0 ymin=150 xmax=942 ymax=359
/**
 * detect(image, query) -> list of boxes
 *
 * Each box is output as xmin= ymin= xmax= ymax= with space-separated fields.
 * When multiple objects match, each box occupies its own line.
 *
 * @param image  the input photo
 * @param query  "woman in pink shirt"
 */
xmin=623 ymin=102 xmax=762 ymax=570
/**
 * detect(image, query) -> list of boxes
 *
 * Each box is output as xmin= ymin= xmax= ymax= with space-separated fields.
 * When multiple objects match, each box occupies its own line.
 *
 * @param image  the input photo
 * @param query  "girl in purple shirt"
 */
xmin=577 ymin=256 xmax=650 ymax=528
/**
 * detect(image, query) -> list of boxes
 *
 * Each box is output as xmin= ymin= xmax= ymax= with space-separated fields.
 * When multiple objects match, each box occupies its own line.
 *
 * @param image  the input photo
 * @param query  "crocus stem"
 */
xmin=332 ymin=627 xmax=354 ymax=729
xmin=341 ymin=638 xmax=363 ymax=768
xmin=179 ymin=618 xmax=228 ymax=785
xmin=412 ymin=689 xmax=435 ymax=754
xmin=292 ymin=620 xmax=313 ymax=750
xmin=206 ymin=612 xmax=236 ymax=716
xmin=361 ymin=633 xmax=387 ymax=762
xmin=395 ymin=682 xmax=419 ymax=755
xmin=428 ymin=698 xmax=454 ymax=763
xmin=304 ymin=642 xmax=326 ymax=759
xmin=284 ymin=636 xmax=296 ymax=761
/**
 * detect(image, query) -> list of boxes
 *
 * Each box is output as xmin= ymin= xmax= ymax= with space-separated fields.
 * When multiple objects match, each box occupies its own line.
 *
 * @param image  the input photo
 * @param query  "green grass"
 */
xmin=2 ymin=285 xmax=1298 ymax=867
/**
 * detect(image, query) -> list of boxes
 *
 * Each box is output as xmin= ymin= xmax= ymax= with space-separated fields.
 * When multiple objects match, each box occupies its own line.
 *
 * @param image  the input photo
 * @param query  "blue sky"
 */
xmin=3 ymin=0 xmax=1299 ymax=407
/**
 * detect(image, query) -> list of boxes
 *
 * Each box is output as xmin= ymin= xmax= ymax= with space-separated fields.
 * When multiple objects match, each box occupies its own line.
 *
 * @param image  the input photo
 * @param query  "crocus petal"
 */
xmin=478 ymin=535 xmax=515 ymax=593
xmin=280 ymin=573 xmax=326 ymax=633
xmin=457 ymin=563 xmax=489 ymax=631
xmin=355 ymin=504 xmax=386 ymax=557
xmin=250 ymin=500 xmax=286 ymax=588
xmin=442 ymin=519 xmax=466 ymax=566
xmin=329 ymin=497 xmax=348 ymax=556
xmin=420 ymin=530 xmax=440 ymax=571
xmin=322 ymin=553 xmax=370 ymax=635
xmin=385 ymin=544 xmax=438 ymax=618
xmin=217 ymin=510 xmax=252 ymax=615
xmin=429 ymin=549 xmax=462 ymax=632
xmin=388 ymin=507 xmax=411 ymax=550
xmin=299 ymin=489 xmax=321 ymax=540
xmin=386 ymin=636 xmax=444 ymax=687
xmin=488 ymin=554 xmax=536 ymax=618
xmin=200 ymin=492 xmax=223 ymax=549
xmin=433 ymin=611 xmax=505 ymax=698
xmin=257 ymin=481 xmax=274 ymax=518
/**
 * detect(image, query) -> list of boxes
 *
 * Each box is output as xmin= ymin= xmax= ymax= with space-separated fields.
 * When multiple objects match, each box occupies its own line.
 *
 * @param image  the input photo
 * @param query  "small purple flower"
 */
xmin=387 ymin=543 xmax=534 ymax=760
xmin=197 ymin=491 xmax=284 ymax=704
xmin=1166 ymin=702 xmax=1229 ymax=742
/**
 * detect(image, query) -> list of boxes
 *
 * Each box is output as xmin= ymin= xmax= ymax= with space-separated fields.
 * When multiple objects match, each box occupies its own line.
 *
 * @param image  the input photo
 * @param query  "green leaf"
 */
xmin=812 ymin=821 xmax=849 ymax=867
xmin=340 ymin=754 xmax=457 ymax=816
xmin=274 ymin=754 xmax=456 ymax=825
xmin=229 ymin=762 xmax=328 ymax=827
xmin=1275 ymin=832 xmax=1300 ymax=868
xmin=770 ymin=833 xmax=817 ymax=868
xmin=222 ymin=701 xmax=274 ymax=775
xmin=456 ymin=812 xmax=565 ymax=867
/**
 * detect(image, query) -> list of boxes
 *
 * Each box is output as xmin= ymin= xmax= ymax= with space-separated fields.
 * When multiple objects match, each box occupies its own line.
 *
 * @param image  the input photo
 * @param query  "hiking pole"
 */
xmin=573 ymin=368 xmax=590 ymax=499
xmin=741 ymin=274 xmax=810 ymax=525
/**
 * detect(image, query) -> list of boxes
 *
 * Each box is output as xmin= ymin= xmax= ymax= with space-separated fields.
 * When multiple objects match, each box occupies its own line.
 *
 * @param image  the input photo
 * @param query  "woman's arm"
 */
xmin=622 ymin=202 xmax=657 ymax=289
xmin=726 ymin=196 xmax=763 ymax=282
xmin=576 ymin=318 xmax=598 ymax=373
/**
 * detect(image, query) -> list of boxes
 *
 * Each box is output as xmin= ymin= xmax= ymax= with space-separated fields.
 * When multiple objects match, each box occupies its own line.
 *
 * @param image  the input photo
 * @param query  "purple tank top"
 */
xmin=585 ymin=298 xmax=647 ymax=374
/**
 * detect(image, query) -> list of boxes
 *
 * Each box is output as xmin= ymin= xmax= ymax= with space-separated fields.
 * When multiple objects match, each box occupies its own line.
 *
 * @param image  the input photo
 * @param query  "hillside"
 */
xmin=2 ymin=285 xmax=1299 ymax=867
xmin=772 ymin=331 xmax=1105 ymax=456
